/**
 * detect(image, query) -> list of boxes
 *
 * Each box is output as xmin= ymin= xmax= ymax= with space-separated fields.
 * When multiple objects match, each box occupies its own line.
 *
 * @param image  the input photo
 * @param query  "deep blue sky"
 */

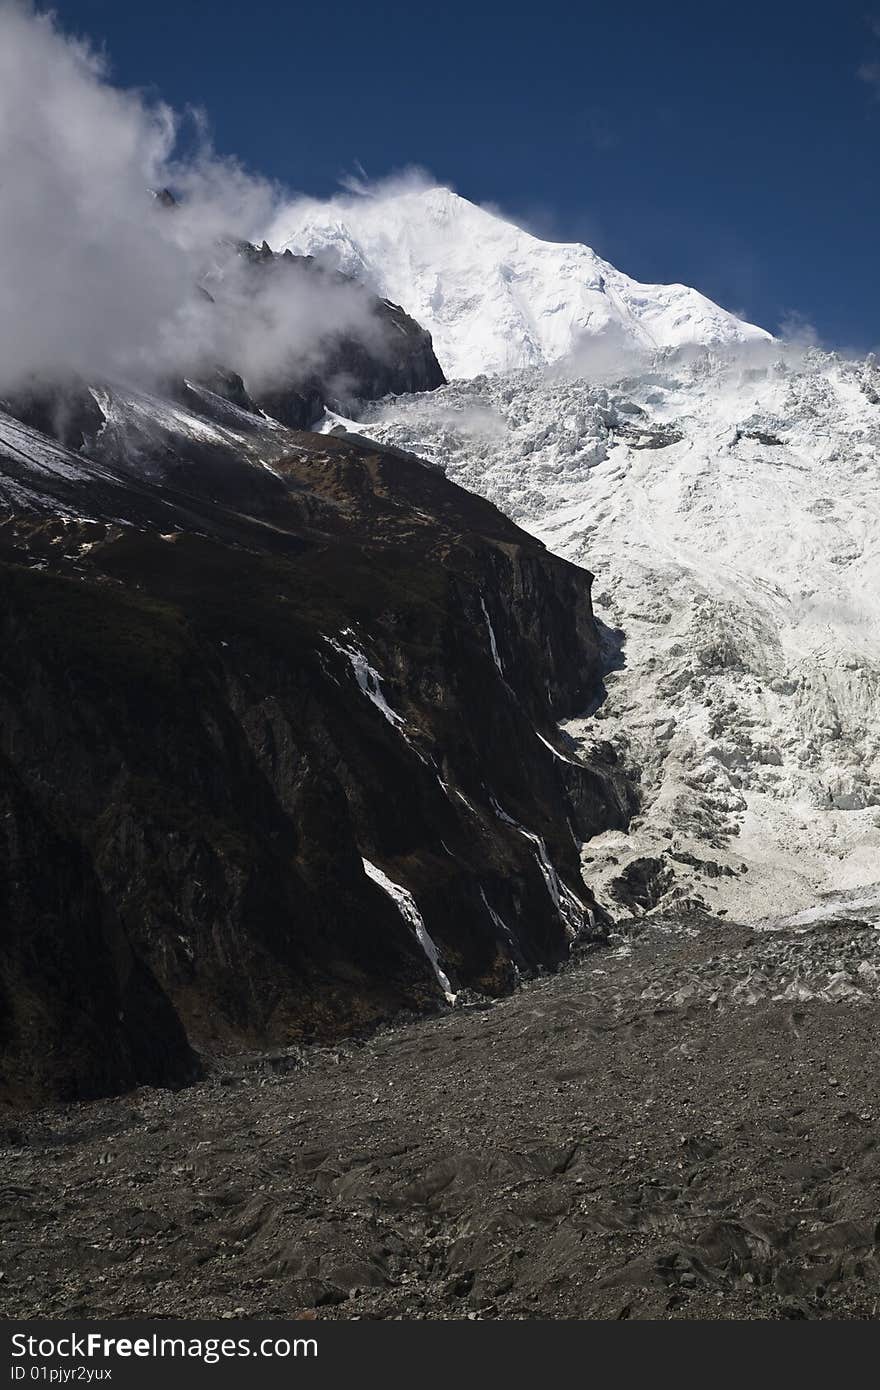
xmin=57 ymin=0 xmax=880 ymax=350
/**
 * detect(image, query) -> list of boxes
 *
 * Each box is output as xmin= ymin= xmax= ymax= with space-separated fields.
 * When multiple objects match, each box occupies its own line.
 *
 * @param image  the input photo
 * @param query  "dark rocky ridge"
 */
xmin=0 ymin=396 xmax=634 ymax=1108
xmin=214 ymin=240 xmax=446 ymax=429
xmin=2 ymin=235 xmax=445 ymax=449
xmin=246 ymin=252 xmax=447 ymax=428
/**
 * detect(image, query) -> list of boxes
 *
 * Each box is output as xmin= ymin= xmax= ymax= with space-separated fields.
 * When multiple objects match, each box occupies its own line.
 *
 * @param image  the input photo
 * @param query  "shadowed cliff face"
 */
xmin=0 ymin=391 xmax=633 ymax=1107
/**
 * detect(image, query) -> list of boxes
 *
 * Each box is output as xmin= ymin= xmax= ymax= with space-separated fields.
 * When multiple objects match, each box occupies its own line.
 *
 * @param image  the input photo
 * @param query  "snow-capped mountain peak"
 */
xmin=267 ymin=184 xmax=771 ymax=379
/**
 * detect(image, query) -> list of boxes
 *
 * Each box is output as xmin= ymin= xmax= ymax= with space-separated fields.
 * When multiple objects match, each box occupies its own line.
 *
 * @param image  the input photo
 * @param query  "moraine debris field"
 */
xmin=3 ymin=901 xmax=880 ymax=1322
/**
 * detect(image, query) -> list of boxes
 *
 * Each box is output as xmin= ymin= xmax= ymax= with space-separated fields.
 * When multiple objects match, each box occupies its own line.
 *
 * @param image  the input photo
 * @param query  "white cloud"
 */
xmin=0 ymin=3 xmax=389 ymax=395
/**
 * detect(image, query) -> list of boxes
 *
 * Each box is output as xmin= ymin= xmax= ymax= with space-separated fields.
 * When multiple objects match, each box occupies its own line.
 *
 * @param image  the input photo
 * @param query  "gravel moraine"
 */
xmin=2 ymin=909 xmax=879 ymax=1321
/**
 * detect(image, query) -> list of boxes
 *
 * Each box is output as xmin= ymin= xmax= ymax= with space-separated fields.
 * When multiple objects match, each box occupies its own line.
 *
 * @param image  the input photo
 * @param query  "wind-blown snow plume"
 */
xmin=0 ymin=4 xmax=386 ymax=392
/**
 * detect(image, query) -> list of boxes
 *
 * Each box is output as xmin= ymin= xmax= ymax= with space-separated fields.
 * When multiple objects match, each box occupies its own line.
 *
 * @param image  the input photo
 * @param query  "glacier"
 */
xmin=344 ymin=344 xmax=880 ymax=924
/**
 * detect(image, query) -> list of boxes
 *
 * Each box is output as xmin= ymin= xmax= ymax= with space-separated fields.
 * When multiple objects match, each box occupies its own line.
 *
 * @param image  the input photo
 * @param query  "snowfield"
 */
xmin=268 ymin=185 xmax=770 ymax=379
xmin=351 ymin=346 xmax=880 ymax=922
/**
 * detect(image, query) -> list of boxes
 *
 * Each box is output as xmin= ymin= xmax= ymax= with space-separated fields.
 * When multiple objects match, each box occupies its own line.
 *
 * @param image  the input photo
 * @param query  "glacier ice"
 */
xmin=352 ymin=345 xmax=880 ymax=922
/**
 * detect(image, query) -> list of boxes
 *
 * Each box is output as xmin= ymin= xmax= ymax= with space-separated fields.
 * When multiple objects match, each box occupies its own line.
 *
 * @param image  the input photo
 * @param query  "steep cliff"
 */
xmin=0 ymin=400 xmax=633 ymax=1106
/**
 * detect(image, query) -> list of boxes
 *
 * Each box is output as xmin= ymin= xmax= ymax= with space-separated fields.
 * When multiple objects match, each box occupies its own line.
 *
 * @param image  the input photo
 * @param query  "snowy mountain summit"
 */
xmin=268 ymin=185 xmax=771 ymax=378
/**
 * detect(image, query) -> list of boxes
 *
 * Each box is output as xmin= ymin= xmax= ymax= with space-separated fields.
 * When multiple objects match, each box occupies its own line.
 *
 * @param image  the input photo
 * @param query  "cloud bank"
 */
xmin=0 ymin=3 xmax=387 ymax=394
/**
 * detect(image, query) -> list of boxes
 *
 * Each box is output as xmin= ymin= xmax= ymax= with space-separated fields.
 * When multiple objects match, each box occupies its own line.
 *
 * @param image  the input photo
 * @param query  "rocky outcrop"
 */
xmin=210 ymin=243 xmax=446 ymax=428
xmin=0 ymin=390 xmax=633 ymax=1106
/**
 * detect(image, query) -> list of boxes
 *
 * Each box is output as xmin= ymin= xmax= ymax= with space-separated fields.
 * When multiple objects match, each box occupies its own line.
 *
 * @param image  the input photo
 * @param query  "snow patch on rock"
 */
xmin=362 ymin=858 xmax=456 ymax=1002
xmin=324 ymin=630 xmax=406 ymax=730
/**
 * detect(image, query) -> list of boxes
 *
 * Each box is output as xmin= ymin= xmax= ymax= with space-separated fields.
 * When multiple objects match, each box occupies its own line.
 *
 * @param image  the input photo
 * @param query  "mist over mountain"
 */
xmin=0 ymin=5 xmax=439 ymax=403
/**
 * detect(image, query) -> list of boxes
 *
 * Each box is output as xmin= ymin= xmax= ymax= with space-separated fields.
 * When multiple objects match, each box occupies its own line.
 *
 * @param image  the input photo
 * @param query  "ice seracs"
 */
xmin=267 ymin=184 xmax=771 ymax=379
xmin=353 ymin=347 xmax=880 ymax=923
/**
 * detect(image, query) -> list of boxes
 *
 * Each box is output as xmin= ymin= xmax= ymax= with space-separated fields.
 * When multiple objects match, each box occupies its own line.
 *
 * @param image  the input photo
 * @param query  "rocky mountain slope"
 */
xmin=268 ymin=185 xmax=770 ymax=378
xmin=349 ymin=345 xmax=880 ymax=922
xmin=4 ymin=187 xmax=875 ymax=1121
xmin=0 ymin=381 xmax=632 ymax=1107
